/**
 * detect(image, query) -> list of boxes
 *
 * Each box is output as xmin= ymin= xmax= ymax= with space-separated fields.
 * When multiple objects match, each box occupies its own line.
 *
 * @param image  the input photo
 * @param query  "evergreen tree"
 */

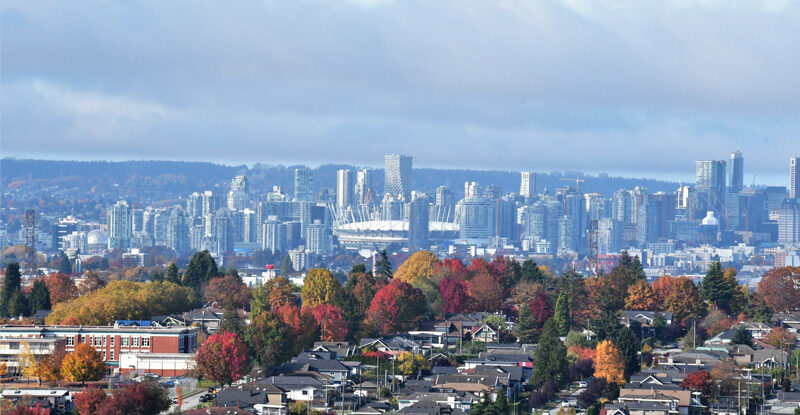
xmin=219 ymin=299 xmax=244 ymax=338
xmin=590 ymin=287 xmax=622 ymax=341
xmin=150 ymin=269 xmax=164 ymax=282
xmin=165 ymin=262 xmax=181 ymax=285
xmin=730 ymin=325 xmax=753 ymax=347
xmin=516 ymin=304 xmax=538 ymax=343
xmin=182 ymin=250 xmax=218 ymax=290
xmin=57 ymin=252 xmax=72 ymax=275
xmin=28 ymin=279 xmax=51 ymax=313
xmin=0 ymin=262 xmax=22 ymax=317
xmin=350 ymin=263 xmax=367 ymax=275
xmin=614 ymin=327 xmax=640 ymax=380
xmin=375 ymin=250 xmax=393 ymax=279
xmin=492 ymin=387 xmax=509 ymax=414
xmin=553 ymin=292 xmax=571 ymax=336
xmin=630 ymin=256 xmax=646 ymax=281
xmin=279 ymin=255 xmax=294 ymax=276
xmin=531 ymin=318 xmax=568 ymax=388
xmin=619 ymin=251 xmax=632 ymax=269
xmin=752 ymin=299 xmax=773 ymax=323
xmin=701 ymin=261 xmax=735 ymax=313
xmin=521 ymin=259 xmax=543 ymax=284
xmin=7 ymin=290 xmax=28 ymax=317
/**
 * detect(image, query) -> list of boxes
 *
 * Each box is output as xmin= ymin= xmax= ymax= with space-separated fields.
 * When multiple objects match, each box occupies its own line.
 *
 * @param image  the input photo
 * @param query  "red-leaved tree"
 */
xmin=98 ymin=380 xmax=171 ymax=415
xmin=73 ymin=386 xmax=108 ymax=415
xmin=757 ymin=267 xmax=800 ymax=312
xmin=274 ymin=303 xmax=319 ymax=352
xmin=203 ymin=275 xmax=252 ymax=310
xmin=528 ymin=292 xmax=553 ymax=326
xmin=467 ymin=271 xmax=504 ymax=312
xmin=364 ymin=279 xmax=426 ymax=336
xmin=680 ymin=370 xmax=712 ymax=399
xmin=439 ymin=275 xmax=470 ymax=314
xmin=311 ymin=304 xmax=348 ymax=341
xmin=195 ymin=331 xmax=250 ymax=386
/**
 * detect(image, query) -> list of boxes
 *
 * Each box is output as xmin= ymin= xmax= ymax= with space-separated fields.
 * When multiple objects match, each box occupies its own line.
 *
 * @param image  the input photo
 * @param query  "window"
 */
xmin=110 ymin=337 xmax=115 ymax=347
xmin=103 ymin=336 xmax=106 ymax=346
xmin=9 ymin=342 xmax=19 ymax=350
xmin=121 ymin=337 xmax=129 ymax=347
xmin=94 ymin=337 xmax=102 ymax=347
xmin=103 ymin=351 xmax=106 ymax=359
xmin=132 ymin=337 xmax=139 ymax=347
xmin=110 ymin=350 xmax=114 ymax=360
xmin=142 ymin=337 xmax=150 ymax=347
xmin=67 ymin=337 xmax=74 ymax=346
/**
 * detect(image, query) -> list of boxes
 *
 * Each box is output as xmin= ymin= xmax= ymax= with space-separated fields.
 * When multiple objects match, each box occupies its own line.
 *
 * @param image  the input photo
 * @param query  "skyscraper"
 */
xmin=456 ymin=197 xmax=495 ymax=240
xmin=262 ymin=215 xmax=285 ymax=254
xmin=729 ymin=151 xmax=744 ymax=193
xmin=294 ymin=167 xmax=315 ymax=202
xmin=778 ymin=199 xmax=800 ymax=245
xmin=695 ymin=160 xmax=727 ymax=219
xmin=384 ymin=154 xmax=412 ymax=201
xmin=336 ymin=169 xmax=354 ymax=211
xmin=520 ymin=171 xmax=536 ymax=198
xmin=406 ymin=196 xmax=430 ymax=249
xmin=791 ymin=157 xmax=800 ymax=199
xmin=167 ymin=208 xmax=189 ymax=254
xmin=306 ymin=220 xmax=329 ymax=254
xmin=108 ymin=200 xmax=132 ymax=249
xmin=227 ymin=175 xmax=250 ymax=211
xmin=355 ymin=168 xmax=373 ymax=205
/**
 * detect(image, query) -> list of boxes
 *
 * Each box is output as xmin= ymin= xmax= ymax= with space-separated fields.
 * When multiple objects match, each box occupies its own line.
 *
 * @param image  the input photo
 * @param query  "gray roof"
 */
xmin=264 ymin=375 xmax=323 ymax=388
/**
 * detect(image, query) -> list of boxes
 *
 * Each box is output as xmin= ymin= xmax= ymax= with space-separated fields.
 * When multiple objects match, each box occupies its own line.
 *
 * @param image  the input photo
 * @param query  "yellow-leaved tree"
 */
xmin=594 ymin=340 xmax=625 ymax=385
xmin=18 ymin=341 xmax=41 ymax=383
xmin=61 ymin=343 xmax=105 ymax=384
xmin=396 ymin=352 xmax=430 ymax=376
xmin=394 ymin=251 xmax=439 ymax=285
xmin=300 ymin=268 xmax=341 ymax=308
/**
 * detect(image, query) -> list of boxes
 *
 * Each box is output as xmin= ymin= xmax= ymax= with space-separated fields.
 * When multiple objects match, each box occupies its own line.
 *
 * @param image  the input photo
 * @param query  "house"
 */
xmin=605 ymin=401 xmax=672 ymax=415
xmin=469 ymin=324 xmax=499 ymax=343
xmin=617 ymin=392 xmax=681 ymax=414
xmin=659 ymin=349 xmax=729 ymax=370
xmin=182 ymin=307 xmax=225 ymax=332
xmin=263 ymin=375 xmax=325 ymax=402
xmin=1 ymin=389 xmax=71 ymax=414
xmin=312 ymin=341 xmax=357 ymax=358
xmin=397 ymin=392 xmax=474 ymax=413
xmin=621 ymin=311 xmax=674 ymax=327
xmin=752 ymin=348 xmax=790 ymax=369
xmin=284 ymin=352 xmax=350 ymax=382
xmin=432 ymin=374 xmax=503 ymax=394
xmin=215 ymin=382 xmax=287 ymax=415
xmin=396 ymin=401 xmax=467 ymax=415
xmin=359 ymin=336 xmax=423 ymax=354
xmin=726 ymin=344 xmax=755 ymax=366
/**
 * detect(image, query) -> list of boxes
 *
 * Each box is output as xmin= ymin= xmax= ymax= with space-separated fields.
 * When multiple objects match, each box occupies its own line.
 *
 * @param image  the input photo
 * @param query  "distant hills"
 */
xmin=1 ymin=158 xmax=680 ymax=198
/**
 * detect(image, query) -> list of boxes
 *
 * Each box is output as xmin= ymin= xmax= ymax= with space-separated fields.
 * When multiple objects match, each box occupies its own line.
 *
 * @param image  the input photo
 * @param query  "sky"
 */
xmin=2 ymin=0 xmax=799 ymax=184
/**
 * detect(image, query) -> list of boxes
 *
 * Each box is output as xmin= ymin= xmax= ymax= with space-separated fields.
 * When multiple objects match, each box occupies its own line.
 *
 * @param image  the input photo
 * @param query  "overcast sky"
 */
xmin=2 ymin=0 xmax=799 ymax=183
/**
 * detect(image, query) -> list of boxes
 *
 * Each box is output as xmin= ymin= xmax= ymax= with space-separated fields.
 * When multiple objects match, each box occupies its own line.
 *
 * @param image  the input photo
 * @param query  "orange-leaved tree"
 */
xmin=594 ymin=340 xmax=625 ymax=385
xmin=61 ymin=343 xmax=106 ymax=384
xmin=625 ymin=280 xmax=658 ymax=310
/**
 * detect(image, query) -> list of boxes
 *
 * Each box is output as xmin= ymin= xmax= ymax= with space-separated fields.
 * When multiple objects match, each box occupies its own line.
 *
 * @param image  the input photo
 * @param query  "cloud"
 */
xmin=1 ymin=0 xmax=798 ymax=181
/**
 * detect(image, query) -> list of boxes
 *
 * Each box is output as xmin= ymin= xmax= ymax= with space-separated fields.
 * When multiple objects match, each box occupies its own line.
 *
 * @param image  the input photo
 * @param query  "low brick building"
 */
xmin=0 ymin=324 xmax=198 ymax=375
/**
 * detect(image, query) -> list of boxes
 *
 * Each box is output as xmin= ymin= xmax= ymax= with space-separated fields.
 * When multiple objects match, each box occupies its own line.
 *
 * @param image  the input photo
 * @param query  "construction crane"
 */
xmin=559 ymin=176 xmax=585 ymax=193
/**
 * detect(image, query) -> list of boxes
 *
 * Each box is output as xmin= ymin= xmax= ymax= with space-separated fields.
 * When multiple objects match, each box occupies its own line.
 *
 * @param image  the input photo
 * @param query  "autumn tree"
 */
xmin=203 ymin=274 xmax=251 ymax=309
xmin=530 ymin=319 xmax=568 ymax=388
xmin=467 ymin=271 xmax=504 ymax=312
xmin=528 ymin=292 xmax=553 ymax=326
xmin=301 ymin=268 xmax=341 ymax=308
xmin=433 ymin=258 xmax=468 ymax=281
xmin=311 ymin=304 xmax=348 ymax=341
xmin=710 ymin=359 xmax=741 ymax=397
xmin=680 ymin=370 xmax=712 ymax=400
xmin=411 ymin=277 xmax=444 ymax=318
xmin=396 ymin=351 xmax=429 ymax=376
xmin=651 ymin=275 xmax=675 ymax=304
xmin=182 ymin=250 xmax=219 ymax=290
xmin=77 ymin=272 xmax=106 ymax=296
xmin=196 ymin=331 xmax=250 ymax=386
xmin=274 ymin=303 xmax=319 ymax=353
xmin=394 ymin=250 xmax=439 ymax=284
xmin=364 ymin=279 xmax=426 ymax=336
xmin=624 ymin=280 xmax=658 ymax=311
xmin=98 ymin=380 xmax=171 ymax=415
xmin=594 ymin=340 xmax=625 ymax=385
xmin=251 ymin=276 xmax=295 ymax=316
xmin=764 ymin=327 xmax=795 ymax=351
xmin=244 ymin=311 xmax=294 ymax=369
xmin=46 ymin=280 xmax=194 ymax=325
xmin=664 ymin=277 xmax=706 ymax=323
xmin=45 ymin=272 xmax=80 ymax=306
xmin=439 ymin=275 xmax=470 ymax=314
xmin=61 ymin=343 xmax=106 ymax=383
xmin=73 ymin=386 xmax=108 ymax=415
xmin=756 ymin=266 xmax=800 ymax=312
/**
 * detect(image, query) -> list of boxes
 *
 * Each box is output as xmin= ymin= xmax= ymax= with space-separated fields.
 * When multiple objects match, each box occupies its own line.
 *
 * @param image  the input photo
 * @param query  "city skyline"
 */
xmin=2 ymin=1 xmax=800 ymax=181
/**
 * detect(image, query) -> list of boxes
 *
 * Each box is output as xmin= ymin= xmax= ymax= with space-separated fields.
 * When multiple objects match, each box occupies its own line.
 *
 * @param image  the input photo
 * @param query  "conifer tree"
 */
xmin=0 ymin=262 xmax=22 ymax=317
xmin=516 ymin=304 xmax=538 ymax=343
xmin=531 ymin=318 xmax=568 ymax=388
xmin=29 ymin=279 xmax=51 ymax=314
xmin=701 ymin=261 xmax=735 ymax=313
xmin=165 ymin=262 xmax=181 ymax=285
xmin=375 ymin=250 xmax=393 ymax=279
xmin=182 ymin=250 xmax=218 ymax=290
xmin=553 ymin=292 xmax=571 ymax=336
xmin=614 ymin=327 xmax=640 ymax=379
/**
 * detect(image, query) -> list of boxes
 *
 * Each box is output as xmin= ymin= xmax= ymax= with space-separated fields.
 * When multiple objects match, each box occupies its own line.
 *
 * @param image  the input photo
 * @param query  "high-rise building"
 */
xmin=262 ymin=215 xmax=285 ymax=254
xmin=612 ymin=190 xmax=633 ymax=223
xmin=336 ymin=169 xmax=354 ymax=211
xmin=355 ymin=169 xmax=373 ymax=205
xmin=597 ymin=218 xmax=621 ymax=255
xmin=167 ymin=208 xmax=189 ymax=254
xmin=294 ymin=168 xmax=315 ymax=202
xmin=432 ymin=186 xmax=456 ymax=222
xmin=212 ymin=208 xmax=232 ymax=255
xmin=791 ymin=157 xmax=800 ymax=199
xmin=695 ymin=160 xmax=727 ymax=219
xmin=464 ymin=181 xmax=480 ymax=199
xmin=186 ymin=192 xmax=203 ymax=220
xmin=778 ymin=199 xmax=800 ymax=245
xmin=306 ymin=220 xmax=329 ymax=255
xmin=520 ymin=171 xmax=536 ymax=198
xmin=381 ymin=194 xmax=405 ymax=221
xmin=384 ymin=154 xmax=412 ymax=201
xmin=406 ymin=197 xmax=430 ymax=249
xmin=729 ymin=151 xmax=744 ymax=193
xmin=153 ymin=211 xmax=168 ymax=246
xmin=108 ymin=200 xmax=132 ymax=250
xmin=456 ymin=197 xmax=495 ymax=240
xmin=201 ymin=191 xmax=223 ymax=218
xmin=227 ymin=175 xmax=250 ymax=211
